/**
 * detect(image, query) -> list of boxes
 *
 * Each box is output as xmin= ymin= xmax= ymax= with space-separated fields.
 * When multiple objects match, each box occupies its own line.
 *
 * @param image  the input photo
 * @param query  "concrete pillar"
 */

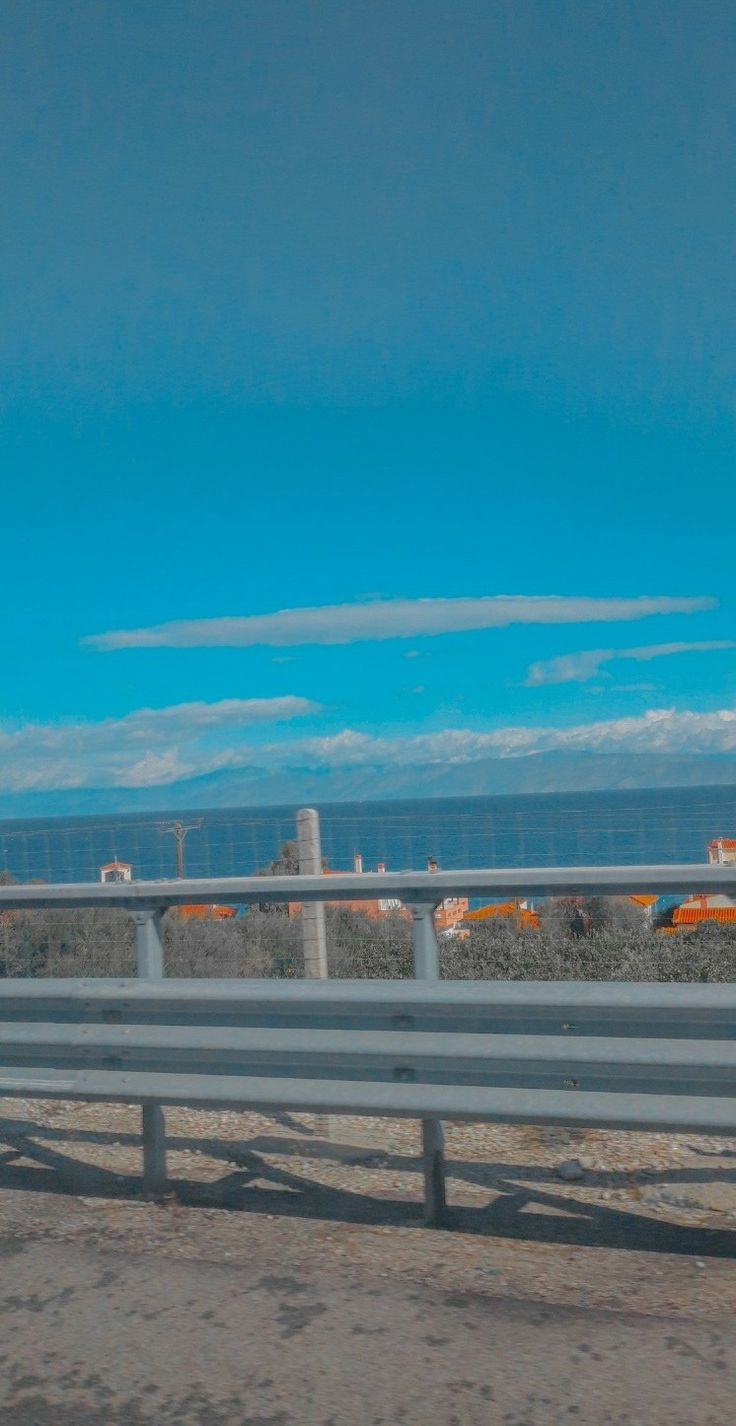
xmin=410 ymin=903 xmax=447 ymax=1227
xmin=296 ymin=808 xmax=328 ymax=980
xmin=131 ymin=908 xmax=167 ymax=1198
xmin=296 ymin=809 xmax=330 ymax=1138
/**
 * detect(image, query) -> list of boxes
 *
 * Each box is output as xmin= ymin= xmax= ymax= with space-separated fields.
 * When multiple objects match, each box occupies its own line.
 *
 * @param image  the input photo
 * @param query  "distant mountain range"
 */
xmin=1 ymin=751 xmax=736 ymax=819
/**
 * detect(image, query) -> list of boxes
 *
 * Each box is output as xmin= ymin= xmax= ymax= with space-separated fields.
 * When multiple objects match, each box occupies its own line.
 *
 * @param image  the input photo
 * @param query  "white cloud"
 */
xmin=0 ymin=696 xmax=318 ymax=792
xmin=84 ymin=593 xmax=716 ymax=650
xmin=525 ymin=640 xmax=736 ymax=686
xmin=264 ymin=707 xmax=736 ymax=767
xmin=115 ymin=751 xmax=194 ymax=788
xmin=3 ymin=696 xmax=736 ymax=795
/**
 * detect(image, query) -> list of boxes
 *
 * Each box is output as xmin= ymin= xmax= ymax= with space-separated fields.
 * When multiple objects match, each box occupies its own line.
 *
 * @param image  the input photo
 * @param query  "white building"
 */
xmin=99 ymin=860 xmax=133 ymax=884
xmin=708 ymin=839 xmax=736 ymax=867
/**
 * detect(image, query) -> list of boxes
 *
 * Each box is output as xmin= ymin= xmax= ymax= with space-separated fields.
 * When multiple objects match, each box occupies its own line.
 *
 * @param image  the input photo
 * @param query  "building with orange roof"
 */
xmin=99 ymin=860 xmax=132 ymax=884
xmin=708 ymin=838 xmax=736 ymax=866
xmin=464 ymin=899 xmax=540 ymax=930
xmin=672 ymin=894 xmax=736 ymax=927
xmin=171 ymin=903 xmax=237 ymax=921
xmin=434 ymin=897 xmax=471 ymax=934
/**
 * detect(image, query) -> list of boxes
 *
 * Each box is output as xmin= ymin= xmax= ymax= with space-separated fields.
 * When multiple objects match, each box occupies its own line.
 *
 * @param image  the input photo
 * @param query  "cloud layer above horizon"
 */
xmin=0 ymin=697 xmax=318 ymax=792
xmin=85 ymin=593 xmax=716 ymax=650
xmin=525 ymin=640 xmax=736 ymax=686
xmin=2 ymin=697 xmax=736 ymax=794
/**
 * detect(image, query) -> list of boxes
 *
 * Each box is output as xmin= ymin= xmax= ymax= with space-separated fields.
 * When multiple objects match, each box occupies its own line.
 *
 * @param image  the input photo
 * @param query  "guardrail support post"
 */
xmin=131 ymin=908 xmax=167 ymax=1199
xmin=409 ymin=903 xmax=447 ymax=1228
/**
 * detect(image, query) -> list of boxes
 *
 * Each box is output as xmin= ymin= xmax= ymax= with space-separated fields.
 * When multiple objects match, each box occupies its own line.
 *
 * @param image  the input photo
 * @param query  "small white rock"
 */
xmin=557 ymin=1159 xmax=584 ymax=1182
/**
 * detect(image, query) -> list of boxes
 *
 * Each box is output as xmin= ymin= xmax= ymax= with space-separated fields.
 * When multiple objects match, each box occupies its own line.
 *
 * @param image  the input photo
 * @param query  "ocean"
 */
xmin=0 ymin=785 xmax=734 ymax=884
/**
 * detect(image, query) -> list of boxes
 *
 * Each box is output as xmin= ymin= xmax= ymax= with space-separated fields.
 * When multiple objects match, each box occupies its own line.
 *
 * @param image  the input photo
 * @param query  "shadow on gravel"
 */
xmin=0 ymin=1116 xmax=734 ymax=1259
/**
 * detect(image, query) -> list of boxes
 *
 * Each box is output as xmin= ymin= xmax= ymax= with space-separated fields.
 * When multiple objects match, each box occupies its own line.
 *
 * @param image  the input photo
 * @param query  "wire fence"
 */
xmin=0 ymin=787 xmax=735 ymax=884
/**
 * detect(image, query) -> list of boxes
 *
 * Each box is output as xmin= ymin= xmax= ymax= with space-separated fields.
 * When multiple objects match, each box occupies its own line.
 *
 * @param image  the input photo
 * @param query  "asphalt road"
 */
xmin=0 ymin=1233 xmax=732 ymax=1426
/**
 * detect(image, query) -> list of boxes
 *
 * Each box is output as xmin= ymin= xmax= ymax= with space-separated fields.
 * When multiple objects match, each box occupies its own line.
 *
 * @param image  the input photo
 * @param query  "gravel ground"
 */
xmin=0 ymin=1100 xmax=733 ymax=1423
xmin=0 ymin=1098 xmax=733 ymax=1318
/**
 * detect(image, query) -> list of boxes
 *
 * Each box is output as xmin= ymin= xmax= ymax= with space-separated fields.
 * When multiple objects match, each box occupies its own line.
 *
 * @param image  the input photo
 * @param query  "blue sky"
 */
xmin=1 ymin=1 xmax=735 ymax=796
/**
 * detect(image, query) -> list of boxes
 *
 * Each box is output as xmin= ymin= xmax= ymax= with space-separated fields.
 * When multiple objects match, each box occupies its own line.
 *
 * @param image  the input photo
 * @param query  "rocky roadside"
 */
xmin=0 ymin=1097 xmax=733 ymax=1321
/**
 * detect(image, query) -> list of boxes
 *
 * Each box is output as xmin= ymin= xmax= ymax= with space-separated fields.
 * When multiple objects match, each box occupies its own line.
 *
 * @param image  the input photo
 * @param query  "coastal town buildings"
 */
xmin=98 ymin=859 xmax=235 ymax=919
xmin=287 ymin=853 xmax=470 ymax=935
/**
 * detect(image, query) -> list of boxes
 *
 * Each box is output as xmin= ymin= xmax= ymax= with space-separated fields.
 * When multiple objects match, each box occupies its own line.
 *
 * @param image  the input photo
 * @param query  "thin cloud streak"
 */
xmin=525 ymin=640 xmax=736 ymax=686
xmin=84 ymin=594 xmax=716 ymax=650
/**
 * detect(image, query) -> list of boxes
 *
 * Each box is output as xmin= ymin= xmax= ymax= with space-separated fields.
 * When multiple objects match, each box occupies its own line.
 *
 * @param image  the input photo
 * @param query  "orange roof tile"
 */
xmin=465 ymin=900 xmax=518 ymax=920
xmin=673 ymin=907 xmax=736 ymax=923
xmin=174 ymin=904 xmax=236 ymax=920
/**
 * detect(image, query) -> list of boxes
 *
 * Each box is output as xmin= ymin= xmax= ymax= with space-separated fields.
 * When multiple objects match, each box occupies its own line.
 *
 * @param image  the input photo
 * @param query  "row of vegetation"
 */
xmin=0 ymin=897 xmax=734 ymax=982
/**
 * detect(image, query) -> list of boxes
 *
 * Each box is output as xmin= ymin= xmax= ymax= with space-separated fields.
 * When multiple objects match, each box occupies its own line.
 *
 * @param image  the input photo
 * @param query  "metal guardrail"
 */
xmin=0 ymin=977 xmax=733 ymax=1223
xmin=0 ymin=862 xmax=735 ymax=909
xmin=0 ymin=863 xmax=735 ymax=1224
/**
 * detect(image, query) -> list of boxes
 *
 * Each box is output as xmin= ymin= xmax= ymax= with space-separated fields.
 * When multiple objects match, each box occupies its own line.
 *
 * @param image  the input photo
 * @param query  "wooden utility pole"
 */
xmin=157 ymin=819 xmax=202 ymax=878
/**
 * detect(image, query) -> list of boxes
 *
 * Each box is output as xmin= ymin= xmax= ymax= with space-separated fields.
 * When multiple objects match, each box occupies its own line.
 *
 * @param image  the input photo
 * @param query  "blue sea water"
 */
xmin=0 ymin=786 xmax=734 ymax=884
